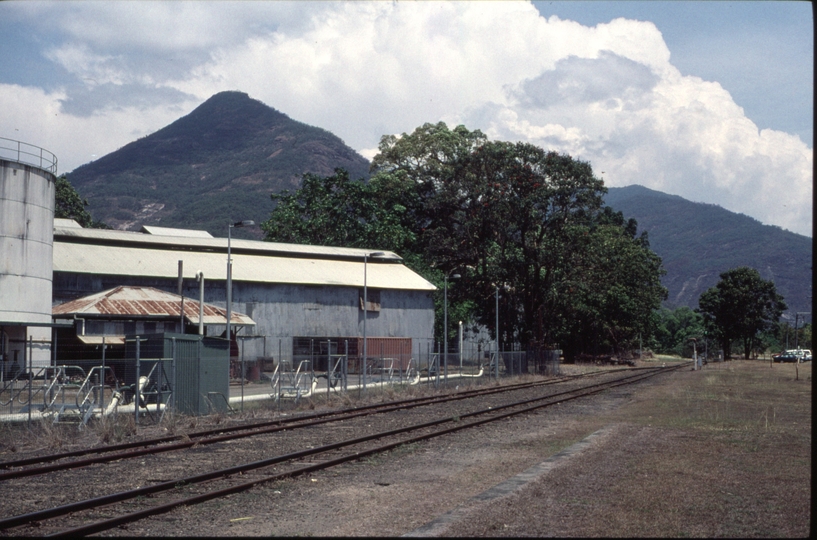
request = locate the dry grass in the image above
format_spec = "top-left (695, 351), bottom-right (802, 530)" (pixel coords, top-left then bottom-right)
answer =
top-left (591, 360), bottom-right (812, 537)
top-left (446, 359), bottom-right (812, 538)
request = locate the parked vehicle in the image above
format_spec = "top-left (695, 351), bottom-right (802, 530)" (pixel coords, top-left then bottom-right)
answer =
top-left (784, 349), bottom-right (812, 361)
top-left (774, 351), bottom-right (800, 363)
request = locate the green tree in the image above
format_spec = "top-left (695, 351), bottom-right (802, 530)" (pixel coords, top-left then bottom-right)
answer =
top-left (697, 267), bottom-right (787, 359)
top-left (261, 169), bottom-right (371, 247)
top-left (558, 214), bottom-right (667, 358)
top-left (54, 175), bottom-right (107, 228)
top-left (261, 168), bottom-right (423, 268)
top-left (263, 122), bottom-right (667, 361)
top-left (371, 126), bottom-right (621, 352)
top-left (653, 306), bottom-right (706, 357)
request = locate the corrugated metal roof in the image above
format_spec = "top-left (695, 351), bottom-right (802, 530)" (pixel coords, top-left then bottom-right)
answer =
top-left (141, 225), bottom-right (213, 238)
top-left (52, 226), bottom-right (437, 291)
top-left (52, 286), bottom-right (255, 326)
top-left (53, 223), bottom-right (404, 261)
top-left (54, 218), bottom-right (83, 228)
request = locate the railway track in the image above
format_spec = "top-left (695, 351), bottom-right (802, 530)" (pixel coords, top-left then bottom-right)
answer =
top-left (0, 364), bottom-right (686, 536)
top-left (0, 367), bottom-right (645, 479)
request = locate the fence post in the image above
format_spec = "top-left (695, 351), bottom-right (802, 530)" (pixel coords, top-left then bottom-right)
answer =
top-left (100, 336), bottom-right (106, 417)
top-left (327, 339), bottom-right (331, 399)
top-left (27, 335), bottom-right (32, 427)
top-left (135, 336), bottom-right (141, 425)
top-left (435, 341), bottom-right (440, 388)
top-left (240, 336), bottom-right (245, 413)
top-left (171, 337), bottom-right (176, 418)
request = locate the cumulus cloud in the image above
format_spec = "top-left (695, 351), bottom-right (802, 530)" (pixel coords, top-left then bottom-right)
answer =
top-left (1, 1), bottom-right (811, 236)
top-left (474, 38), bottom-right (811, 235)
top-left (0, 84), bottom-right (199, 168)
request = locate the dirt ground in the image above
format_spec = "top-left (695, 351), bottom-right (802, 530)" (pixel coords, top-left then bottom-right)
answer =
top-left (1, 359), bottom-right (811, 537)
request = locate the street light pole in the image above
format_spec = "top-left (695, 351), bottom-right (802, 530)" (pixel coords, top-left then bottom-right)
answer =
top-left (362, 251), bottom-right (386, 392)
top-left (227, 220), bottom-right (254, 394)
top-left (443, 273), bottom-right (460, 386)
top-left (495, 285), bottom-right (499, 382)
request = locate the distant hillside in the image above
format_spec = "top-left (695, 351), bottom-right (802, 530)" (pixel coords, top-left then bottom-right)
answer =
top-left (604, 185), bottom-right (812, 317)
top-left (67, 91), bottom-right (371, 237)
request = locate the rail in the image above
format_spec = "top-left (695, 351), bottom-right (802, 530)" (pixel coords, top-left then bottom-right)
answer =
top-left (0, 366), bottom-right (665, 480)
top-left (0, 364), bottom-right (688, 535)
top-left (0, 137), bottom-right (58, 173)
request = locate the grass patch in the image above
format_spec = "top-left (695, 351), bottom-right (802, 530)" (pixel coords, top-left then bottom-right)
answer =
top-left (585, 360), bottom-right (812, 538)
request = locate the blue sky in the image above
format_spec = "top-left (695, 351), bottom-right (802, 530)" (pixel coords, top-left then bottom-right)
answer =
top-left (0, 1), bottom-right (812, 236)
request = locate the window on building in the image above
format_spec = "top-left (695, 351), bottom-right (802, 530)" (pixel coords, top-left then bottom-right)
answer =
top-left (359, 289), bottom-right (381, 312)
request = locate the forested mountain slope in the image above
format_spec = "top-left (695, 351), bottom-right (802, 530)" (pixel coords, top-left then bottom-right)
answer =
top-left (66, 91), bottom-right (371, 237)
top-left (604, 185), bottom-right (812, 316)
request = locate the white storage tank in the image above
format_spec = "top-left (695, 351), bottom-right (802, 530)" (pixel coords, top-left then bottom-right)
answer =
top-left (0, 138), bottom-right (58, 375)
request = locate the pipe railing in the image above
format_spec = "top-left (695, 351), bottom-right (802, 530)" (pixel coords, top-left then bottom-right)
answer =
top-left (0, 137), bottom-right (58, 173)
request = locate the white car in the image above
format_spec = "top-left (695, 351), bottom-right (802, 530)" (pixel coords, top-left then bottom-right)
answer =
top-left (786, 349), bottom-right (812, 362)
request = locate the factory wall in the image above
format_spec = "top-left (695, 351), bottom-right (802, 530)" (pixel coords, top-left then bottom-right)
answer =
top-left (52, 271), bottom-right (435, 362)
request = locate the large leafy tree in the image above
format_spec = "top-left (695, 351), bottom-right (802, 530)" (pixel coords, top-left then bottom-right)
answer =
top-left (557, 209), bottom-right (667, 359)
top-left (697, 267), bottom-right (787, 359)
top-left (263, 122), bottom-right (667, 359)
top-left (54, 175), bottom-right (108, 229)
top-left (261, 169), bottom-right (371, 247)
top-left (260, 168), bottom-right (423, 267)
top-left (370, 125), bottom-right (612, 350)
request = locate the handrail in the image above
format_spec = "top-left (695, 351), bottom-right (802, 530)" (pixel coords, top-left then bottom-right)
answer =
top-left (41, 366), bottom-right (86, 409)
top-left (76, 366), bottom-right (117, 412)
top-left (269, 359), bottom-right (313, 400)
top-left (0, 137), bottom-right (58, 174)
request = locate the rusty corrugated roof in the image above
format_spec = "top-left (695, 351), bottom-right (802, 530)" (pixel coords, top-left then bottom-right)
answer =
top-left (52, 286), bottom-right (255, 326)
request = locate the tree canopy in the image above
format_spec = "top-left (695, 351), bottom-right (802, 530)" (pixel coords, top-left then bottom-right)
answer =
top-left (697, 267), bottom-right (787, 359)
top-left (54, 175), bottom-right (107, 229)
top-left (262, 122), bottom-right (667, 359)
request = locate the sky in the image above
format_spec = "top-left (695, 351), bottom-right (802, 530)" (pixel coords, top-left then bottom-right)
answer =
top-left (0, 1), bottom-right (812, 237)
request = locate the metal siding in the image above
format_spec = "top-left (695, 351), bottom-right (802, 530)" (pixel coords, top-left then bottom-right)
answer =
top-left (49, 224), bottom-right (436, 367)
top-left (54, 224), bottom-right (400, 260)
top-left (231, 283), bottom-right (435, 361)
top-left (140, 225), bottom-right (213, 238)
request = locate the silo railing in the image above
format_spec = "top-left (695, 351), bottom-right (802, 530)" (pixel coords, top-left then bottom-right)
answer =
top-left (0, 137), bottom-right (58, 174)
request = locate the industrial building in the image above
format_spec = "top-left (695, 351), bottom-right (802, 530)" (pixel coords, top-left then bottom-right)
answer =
top-left (2, 138), bottom-right (437, 385)
top-left (51, 219), bottom-right (437, 369)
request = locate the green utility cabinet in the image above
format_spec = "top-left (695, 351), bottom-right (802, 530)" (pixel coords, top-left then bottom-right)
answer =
top-left (125, 333), bottom-right (230, 415)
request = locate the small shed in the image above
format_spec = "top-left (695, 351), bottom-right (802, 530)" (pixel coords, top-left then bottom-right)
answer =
top-left (51, 286), bottom-right (254, 395)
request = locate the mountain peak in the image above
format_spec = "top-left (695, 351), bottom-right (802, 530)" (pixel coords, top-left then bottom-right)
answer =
top-left (66, 91), bottom-right (370, 236)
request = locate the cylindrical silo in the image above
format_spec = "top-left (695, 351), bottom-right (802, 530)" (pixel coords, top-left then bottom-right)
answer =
top-left (0, 138), bottom-right (58, 376)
